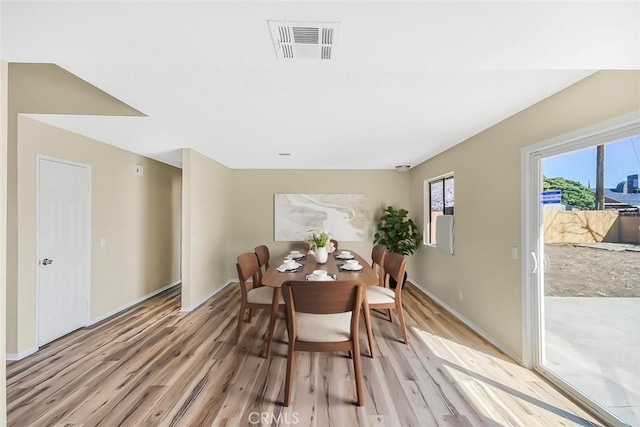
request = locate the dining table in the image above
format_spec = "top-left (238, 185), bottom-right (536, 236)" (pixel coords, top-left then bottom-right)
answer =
top-left (261, 249), bottom-right (379, 359)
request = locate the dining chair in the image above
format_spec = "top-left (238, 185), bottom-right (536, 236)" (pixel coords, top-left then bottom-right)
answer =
top-left (370, 244), bottom-right (391, 327)
top-left (371, 244), bottom-right (387, 287)
top-left (254, 245), bottom-right (270, 285)
top-left (366, 252), bottom-right (409, 344)
top-left (330, 239), bottom-right (339, 251)
top-left (281, 280), bottom-right (366, 407)
top-left (235, 252), bottom-right (283, 345)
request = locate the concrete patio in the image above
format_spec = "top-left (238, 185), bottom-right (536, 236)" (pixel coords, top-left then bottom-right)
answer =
top-left (545, 297), bottom-right (640, 426)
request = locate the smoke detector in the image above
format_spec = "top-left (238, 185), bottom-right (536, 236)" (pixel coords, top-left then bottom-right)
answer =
top-left (268, 20), bottom-right (341, 60)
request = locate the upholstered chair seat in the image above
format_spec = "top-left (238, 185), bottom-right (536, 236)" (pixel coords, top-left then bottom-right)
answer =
top-left (366, 286), bottom-right (395, 305)
top-left (295, 312), bottom-right (352, 343)
top-left (246, 286), bottom-right (284, 305)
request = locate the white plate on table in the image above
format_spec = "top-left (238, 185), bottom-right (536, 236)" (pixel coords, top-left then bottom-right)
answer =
top-left (340, 263), bottom-right (363, 271)
top-left (335, 254), bottom-right (355, 260)
top-left (277, 263), bottom-right (301, 272)
top-left (285, 253), bottom-right (305, 260)
top-left (307, 274), bottom-right (335, 281)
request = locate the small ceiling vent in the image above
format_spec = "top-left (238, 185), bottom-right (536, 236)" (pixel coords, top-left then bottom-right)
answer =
top-left (268, 21), bottom-right (341, 60)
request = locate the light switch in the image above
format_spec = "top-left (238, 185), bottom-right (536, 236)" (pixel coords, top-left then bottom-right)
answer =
top-left (135, 164), bottom-right (144, 176)
top-left (100, 238), bottom-right (107, 247)
top-left (511, 246), bottom-right (519, 260)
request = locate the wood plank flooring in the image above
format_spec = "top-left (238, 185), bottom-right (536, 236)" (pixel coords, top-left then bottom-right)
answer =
top-left (7, 283), bottom-right (603, 426)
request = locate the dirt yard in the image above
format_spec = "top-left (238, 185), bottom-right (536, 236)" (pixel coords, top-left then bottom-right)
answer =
top-left (545, 243), bottom-right (640, 297)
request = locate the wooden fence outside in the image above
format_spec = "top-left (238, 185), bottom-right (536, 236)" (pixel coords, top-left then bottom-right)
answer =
top-left (543, 210), bottom-right (639, 244)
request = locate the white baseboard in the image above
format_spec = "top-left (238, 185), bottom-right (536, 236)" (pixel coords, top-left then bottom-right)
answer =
top-left (408, 278), bottom-right (523, 365)
top-left (88, 280), bottom-right (182, 326)
top-left (7, 281), bottom-right (182, 361)
top-left (7, 346), bottom-right (38, 361)
top-left (180, 279), bottom-right (234, 313)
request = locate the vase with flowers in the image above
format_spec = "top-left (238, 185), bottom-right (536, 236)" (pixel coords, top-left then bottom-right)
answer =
top-left (305, 230), bottom-right (335, 264)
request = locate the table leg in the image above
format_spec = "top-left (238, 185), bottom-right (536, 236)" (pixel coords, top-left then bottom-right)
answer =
top-left (265, 287), bottom-right (281, 359)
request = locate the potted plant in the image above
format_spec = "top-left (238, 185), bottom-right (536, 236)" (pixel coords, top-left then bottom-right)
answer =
top-left (373, 206), bottom-right (422, 288)
top-left (304, 230), bottom-right (336, 263)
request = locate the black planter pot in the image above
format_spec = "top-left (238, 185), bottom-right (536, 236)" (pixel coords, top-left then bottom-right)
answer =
top-left (389, 271), bottom-right (408, 290)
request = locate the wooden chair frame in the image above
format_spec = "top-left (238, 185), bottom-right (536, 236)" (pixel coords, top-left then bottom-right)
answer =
top-left (368, 252), bottom-right (409, 345)
top-left (371, 244), bottom-right (387, 287)
top-left (282, 280), bottom-right (366, 407)
top-left (254, 245), bottom-right (270, 286)
top-left (235, 252), bottom-right (282, 345)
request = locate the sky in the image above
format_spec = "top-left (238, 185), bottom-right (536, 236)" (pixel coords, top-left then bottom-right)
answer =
top-left (543, 136), bottom-right (640, 189)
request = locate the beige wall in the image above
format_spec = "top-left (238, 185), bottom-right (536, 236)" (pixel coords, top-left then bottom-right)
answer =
top-left (6, 63), bottom-right (146, 355)
top-left (181, 148), bottom-right (232, 310)
top-left (1, 60), bottom-right (9, 427)
top-left (7, 64), bottom-right (143, 118)
top-left (409, 71), bottom-right (640, 359)
top-left (10, 117), bottom-right (181, 354)
top-left (183, 164), bottom-right (410, 308)
top-left (229, 169), bottom-right (411, 269)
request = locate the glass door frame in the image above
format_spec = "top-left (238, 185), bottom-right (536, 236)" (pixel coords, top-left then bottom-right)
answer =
top-left (521, 112), bottom-right (640, 427)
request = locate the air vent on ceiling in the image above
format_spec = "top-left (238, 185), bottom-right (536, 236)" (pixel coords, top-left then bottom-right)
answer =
top-left (268, 21), bottom-right (340, 60)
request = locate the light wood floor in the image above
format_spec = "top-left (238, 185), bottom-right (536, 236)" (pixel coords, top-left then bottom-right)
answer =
top-left (7, 283), bottom-right (603, 426)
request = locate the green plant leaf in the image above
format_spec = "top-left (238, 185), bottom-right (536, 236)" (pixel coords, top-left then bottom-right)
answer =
top-left (373, 205), bottom-right (421, 255)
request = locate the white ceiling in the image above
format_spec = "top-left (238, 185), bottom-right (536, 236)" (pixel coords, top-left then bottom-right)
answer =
top-left (2, 1), bottom-right (639, 169)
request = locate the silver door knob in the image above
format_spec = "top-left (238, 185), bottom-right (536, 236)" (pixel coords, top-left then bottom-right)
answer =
top-left (42, 258), bottom-right (53, 266)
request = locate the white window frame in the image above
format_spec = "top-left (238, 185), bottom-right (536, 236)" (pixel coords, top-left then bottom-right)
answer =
top-left (424, 171), bottom-right (454, 247)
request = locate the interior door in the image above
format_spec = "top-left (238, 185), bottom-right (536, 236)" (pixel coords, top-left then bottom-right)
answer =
top-left (37, 157), bottom-right (91, 346)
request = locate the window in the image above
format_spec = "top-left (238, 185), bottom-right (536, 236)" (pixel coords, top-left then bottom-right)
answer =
top-left (426, 174), bottom-right (454, 245)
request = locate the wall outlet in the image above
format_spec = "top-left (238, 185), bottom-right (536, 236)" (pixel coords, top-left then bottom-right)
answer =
top-left (459, 291), bottom-right (463, 301)
top-left (99, 238), bottom-right (107, 247)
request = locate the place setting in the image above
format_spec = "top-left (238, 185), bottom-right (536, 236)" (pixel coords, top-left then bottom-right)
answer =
top-left (305, 269), bottom-right (336, 281)
top-left (284, 250), bottom-right (306, 261)
top-left (335, 250), bottom-right (355, 260)
top-left (276, 258), bottom-right (304, 273)
top-left (339, 259), bottom-right (364, 272)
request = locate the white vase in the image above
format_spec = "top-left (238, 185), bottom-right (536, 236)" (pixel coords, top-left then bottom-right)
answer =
top-left (314, 246), bottom-right (328, 264)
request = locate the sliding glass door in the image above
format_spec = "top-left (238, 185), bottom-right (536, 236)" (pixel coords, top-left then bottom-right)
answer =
top-left (524, 118), bottom-right (640, 427)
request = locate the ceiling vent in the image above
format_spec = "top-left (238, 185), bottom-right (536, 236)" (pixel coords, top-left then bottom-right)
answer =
top-left (268, 21), bottom-right (340, 60)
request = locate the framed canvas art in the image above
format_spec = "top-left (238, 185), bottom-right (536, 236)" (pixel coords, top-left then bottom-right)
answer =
top-left (274, 193), bottom-right (365, 241)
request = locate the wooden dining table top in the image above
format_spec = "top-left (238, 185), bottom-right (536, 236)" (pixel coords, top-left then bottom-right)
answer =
top-left (262, 249), bottom-right (378, 288)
